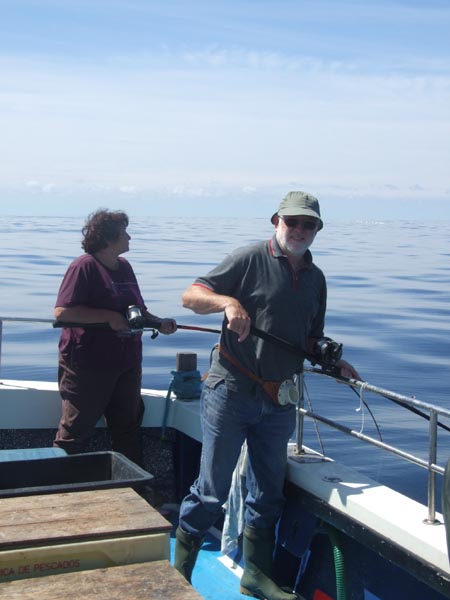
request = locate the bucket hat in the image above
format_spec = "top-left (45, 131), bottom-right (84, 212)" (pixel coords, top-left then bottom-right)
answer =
top-left (271, 191), bottom-right (323, 230)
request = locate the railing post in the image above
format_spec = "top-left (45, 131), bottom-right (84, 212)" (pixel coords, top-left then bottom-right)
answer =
top-left (295, 373), bottom-right (305, 454)
top-left (425, 409), bottom-right (440, 524)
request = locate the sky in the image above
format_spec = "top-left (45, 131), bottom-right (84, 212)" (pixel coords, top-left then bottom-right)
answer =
top-left (1, 0), bottom-right (449, 219)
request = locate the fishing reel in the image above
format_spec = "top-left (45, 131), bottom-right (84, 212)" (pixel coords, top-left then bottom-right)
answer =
top-left (312, 336), bottom-right (343, 367)
top-left (277, 378), bottom-right (300, 406)
top-left (126, 305), bottom-right (159, 339)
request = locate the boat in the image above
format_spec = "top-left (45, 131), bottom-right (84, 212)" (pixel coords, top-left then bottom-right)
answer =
top-left (0, 316), bottom-right (449, 600)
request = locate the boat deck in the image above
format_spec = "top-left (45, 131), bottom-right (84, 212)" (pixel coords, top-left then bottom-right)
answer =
top-left (1, 378), bottom-right (450, 598)
top-left (167, 521), bottom-right (243, 600)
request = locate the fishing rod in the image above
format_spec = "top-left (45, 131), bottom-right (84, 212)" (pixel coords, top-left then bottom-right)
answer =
top-left (51, 320), bottom-right (322, 363)
top-left (179, 324), bottom-right (450, 434)
top-left (50, 317), bottom-right (380, 428)
top-left (179, 323), bottom-right (312, 362)
top-left (177, 324), bottom-right (222, 335)
top-left (4, 314), bottom-right (448, 432)
top-left (50, 320), bottom-right (221, 337)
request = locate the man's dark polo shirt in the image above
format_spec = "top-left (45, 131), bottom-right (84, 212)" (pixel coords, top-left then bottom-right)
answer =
top-left (195, 235), bottom-right (327, 393)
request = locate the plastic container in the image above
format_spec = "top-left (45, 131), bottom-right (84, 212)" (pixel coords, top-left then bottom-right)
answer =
top-left (0, 451), bottom-right (153, 498)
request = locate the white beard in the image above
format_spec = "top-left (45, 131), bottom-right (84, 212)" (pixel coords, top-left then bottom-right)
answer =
top-left (276, 229), bottom-right (313, 257)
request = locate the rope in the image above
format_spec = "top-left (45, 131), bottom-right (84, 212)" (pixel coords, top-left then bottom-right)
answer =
top-left (355, 381), bottom-right (369, 434)
top-left (161, 369), bottom-right (203, 439)
top-left (170, 369), bottom-right (203, 400)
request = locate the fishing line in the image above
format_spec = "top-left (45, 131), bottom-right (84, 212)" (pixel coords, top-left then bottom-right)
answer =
top-left (353, 383), bottom-right (385, 481)
top-left (307, 366), bottom-right (450, 435)
top-left (302, 378), bottom-right (326, 456)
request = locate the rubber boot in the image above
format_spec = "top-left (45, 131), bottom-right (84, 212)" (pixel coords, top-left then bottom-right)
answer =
top-left (240, 525), bottom-right (300, 600)
top-left (174, 526), bottom-right (204, 584)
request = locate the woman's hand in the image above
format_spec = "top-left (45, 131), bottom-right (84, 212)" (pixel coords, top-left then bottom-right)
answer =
top-left (107, 311), bottom-right (130, 332)
top-left (158, 318), bottom-right (177, 335)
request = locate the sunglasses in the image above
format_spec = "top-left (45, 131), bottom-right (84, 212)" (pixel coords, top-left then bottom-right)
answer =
top-left (280, 216), bottom-right (318, 231)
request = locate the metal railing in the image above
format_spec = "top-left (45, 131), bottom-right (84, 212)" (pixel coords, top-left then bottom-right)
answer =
top-left (296, 368), bottom-right (450, 524)
top-left (1, 316), bottom-right (449, 524)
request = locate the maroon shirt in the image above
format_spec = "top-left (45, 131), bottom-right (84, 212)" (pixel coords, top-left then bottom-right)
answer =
top-left (56, 254), bottom-right (145, 369)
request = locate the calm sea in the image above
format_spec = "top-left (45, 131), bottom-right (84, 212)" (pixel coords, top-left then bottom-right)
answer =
top-left (1, 215), bottom-right (450, 505)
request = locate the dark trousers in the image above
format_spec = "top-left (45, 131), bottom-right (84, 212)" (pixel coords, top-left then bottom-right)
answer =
top-left (54, 359), bottom-right (145, 465)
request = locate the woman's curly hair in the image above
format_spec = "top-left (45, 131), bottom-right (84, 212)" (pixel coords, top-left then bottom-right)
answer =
top-left (81, 209), bottom-right (129, 254)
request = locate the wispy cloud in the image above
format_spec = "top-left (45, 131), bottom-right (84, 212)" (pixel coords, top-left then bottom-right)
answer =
top-left (1, 1), bottom-right (449, 217)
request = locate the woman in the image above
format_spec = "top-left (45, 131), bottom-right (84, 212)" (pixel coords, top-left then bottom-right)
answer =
top-left (53, 209), bottom-right (176, 464)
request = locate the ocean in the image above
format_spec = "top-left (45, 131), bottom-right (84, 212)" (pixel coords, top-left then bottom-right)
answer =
top-left (1, 215), bottom-right (450, 506)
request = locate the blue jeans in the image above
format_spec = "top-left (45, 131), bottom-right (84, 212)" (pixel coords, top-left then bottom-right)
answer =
top-left (178, 382), bottom-right (296, 537)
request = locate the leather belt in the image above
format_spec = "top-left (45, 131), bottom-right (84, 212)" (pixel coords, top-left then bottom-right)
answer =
top-left (218, 344), bottom-right (297, 406)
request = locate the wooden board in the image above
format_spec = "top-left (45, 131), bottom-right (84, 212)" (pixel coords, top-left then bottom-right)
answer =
top-left (0, 488), bottom-right (171, 550)
top-left (0, 532), bottom-right (169, 583)
top-left (0, 560), bottom-right (205, 599)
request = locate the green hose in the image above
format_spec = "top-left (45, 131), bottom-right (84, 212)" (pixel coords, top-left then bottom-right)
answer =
top-left (325, 525), bottom-right (348, 600)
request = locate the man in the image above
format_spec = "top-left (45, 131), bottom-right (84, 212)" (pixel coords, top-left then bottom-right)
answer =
top-left (175, 192), bottom-right (360, 600)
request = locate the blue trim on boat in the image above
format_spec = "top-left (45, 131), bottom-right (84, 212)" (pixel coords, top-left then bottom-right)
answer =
top-left (0, 447), bottom-right (67, 461)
